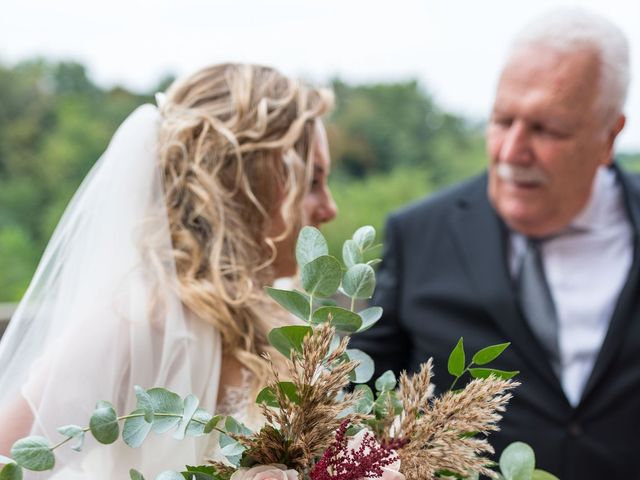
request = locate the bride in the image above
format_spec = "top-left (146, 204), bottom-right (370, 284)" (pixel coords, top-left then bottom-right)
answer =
top-left (0, 63), bottom-right (336, 478)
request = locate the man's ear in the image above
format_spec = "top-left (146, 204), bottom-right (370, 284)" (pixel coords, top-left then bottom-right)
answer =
top-left (602, 114), bottom-right (626, 166)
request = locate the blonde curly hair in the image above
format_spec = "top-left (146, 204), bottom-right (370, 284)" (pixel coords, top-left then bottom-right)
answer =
top-left (157, 63), bottom-right (333, 387)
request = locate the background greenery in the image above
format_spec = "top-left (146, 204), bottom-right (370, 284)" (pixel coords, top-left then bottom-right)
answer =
top-left (1, 59), bottom-right (638, 301)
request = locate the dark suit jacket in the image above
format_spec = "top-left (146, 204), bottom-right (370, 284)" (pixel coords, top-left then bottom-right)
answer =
top-left (350, 167), bottom-right (640, 479)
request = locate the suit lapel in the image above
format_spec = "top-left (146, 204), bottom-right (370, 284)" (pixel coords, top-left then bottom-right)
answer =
top-left (447, 174), bottom-right (563, 392)
top-left (581, 167), bottom-right (640, 403)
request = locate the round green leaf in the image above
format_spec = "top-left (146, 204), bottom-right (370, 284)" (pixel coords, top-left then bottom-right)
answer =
top-left (447, 337), bottom-right (465, 377)
top-left (146, 388), bottom-right (183, 433)
top-left (185, 408), bottom-right (215, 437)
top-left (342, 264), bottom-right (376, 299)
top-left (532, 470), bottom-right (560, 480)
top-left (295, 226), bottom-right (328, 268)
top-left (0, 463), bottom-right (22, 480)
top-left (134, 386), bottom-right (154, 423)
top-left (342, 239), bottom-right (363, 268)
top-left (301, 255), bottom-right (342, 298)
top-left (472, 342), bottom-right (511, 366)
top-left (199, 413), bottom-right (221, 435)
top-left (129, 469), bottom-right (145, 480)
top-left (374, 370), bottom-right (397, 392)
top-left (256, 382), bottom-right (300, 407)
top-left (224, 416), bottom-right (252, 436)
top-left (10, 436), bottom-right (54, 471)
top-left (265, 287), bottom-right (310, 322)
top-left (353, 226), bottom-right (376, 250)
top-left (268, 325), bottom-right (312, 358)
top-left (174, 394), bottom-right (200, 440)
top-left (89, 401), bottom-right (119, 444)
top-left (347, 348), bottom-right (374, 383)
top-left (354, 384), bottom-right (375, 414)
top-left (357, 307), bottom-right (383, 332)
top-left (469, 368), bottom-right (519, 380)
top-left (312, 306), bottom-right (362, 333)
top-left (219, 433), bottom-right (245, 466)
top-left (500, 442), bottom-right (535, 480)
top-left (123, 410), bottom-right (153, 448)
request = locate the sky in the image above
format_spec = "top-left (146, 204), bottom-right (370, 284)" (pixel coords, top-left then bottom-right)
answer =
top-left (2, 0), bottom-right (639, 151)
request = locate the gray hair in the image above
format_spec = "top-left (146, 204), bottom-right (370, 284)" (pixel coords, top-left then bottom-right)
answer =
top-left (510, 8), bottom-right (630, 122)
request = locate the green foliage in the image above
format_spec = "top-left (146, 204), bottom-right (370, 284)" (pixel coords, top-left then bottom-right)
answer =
top-left (89, 401), bottom-right (119, 444)
top-left (346, 349), bottom-right (375, 384)
top-left (497, 442), bottom-right (559, 480)
top-left (10, 436), bottom-right (54, 471)
top-left (0, 462), bottom-right (22, 480)
top-left (448, 338), bottom-right (519, 390)
top-left (256, 382), bottom-right (300, 407)
top-left (264, 288), bottom-right (310, 322)
top-left (267, 325), bottom-right (313, 358)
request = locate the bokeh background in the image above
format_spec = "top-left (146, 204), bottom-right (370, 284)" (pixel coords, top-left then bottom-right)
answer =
top-left (1, 0), bottom-right (639, 304)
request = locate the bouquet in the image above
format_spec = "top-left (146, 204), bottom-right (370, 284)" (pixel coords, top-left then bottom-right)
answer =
top-left (0, 226), bottom-right (558, 480)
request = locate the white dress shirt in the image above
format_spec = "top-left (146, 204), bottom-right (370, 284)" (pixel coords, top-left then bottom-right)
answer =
top-left (509, 167), bottom-right (633, 406)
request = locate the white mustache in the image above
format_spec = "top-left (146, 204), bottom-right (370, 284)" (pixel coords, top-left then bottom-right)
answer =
top-left (496, 164), bottom-right (549, 186)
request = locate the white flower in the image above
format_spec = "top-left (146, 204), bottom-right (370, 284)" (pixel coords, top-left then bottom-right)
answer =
top-left (230, 464), bottom-right (299, 480)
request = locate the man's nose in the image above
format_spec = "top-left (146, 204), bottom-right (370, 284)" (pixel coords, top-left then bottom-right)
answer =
top-left (500, 121), bottom-right (532, 164)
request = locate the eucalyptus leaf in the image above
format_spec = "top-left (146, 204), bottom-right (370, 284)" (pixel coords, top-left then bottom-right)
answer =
top-left (342, 264), bottom-right (376, 299)
top-left (301, 255), bottom-right (342, 298)
top-left (174, 394), bottom-right (200, 440)
top-left (10, 437), bottom-right (54, 471)
top-left (134, 386), bottom-right (155, 423)
top-left (353, 226), bottom-right (376, 250)
top-left (224, 416), bottom-right (252, 436)
top-left (357, 307), bottom-right (383, 332)
top-left (469, 368), bottom-right (519, 380)
top-left (89, 401), bottom-right (119, 444)
top-left (57, 425), bottom-right (85, 452)
top-left (472, 343), bottom-right (511, 366)
top-left (367, 259), bottom-right (382, 267)
top-left (353, 384), bottom-right (375, 414)
top-left (374, 370), bottom-right (397, 392)
top-left (201, 414), bottom-right (222, 435)
top-left (218, 433), bottom-right (244, 466)
top-left (0, 463), bottom-right (22, 480)
top-left (448, 338), bottom-right (465, 377)
top-left (295, 226), bottom-right (328, 268)
top-left (312, 306), bottom-right (362, 333)
top-left (500, 442), bottom-right (535, 480)
top-left (129, 469), bottom-right (146, 480)
top-left (346, 348), bottom-right (375, 383)
top-left (342, 239), bottom-right (362, 268)
top-left (373, 390), bottom-right (403, 418)
top-left (187, 409), bottom-right (215, 437)
top-left (123, 409), bottom-right (153, 448)
top-left (155, 471), bottom-right (184, 480)
top-left (256, 382), bottom-right (300, 407)
top-left (268, 325), bottom-right (312, 358)
top-left (532, 470), bottom-right (560, 480)
top-left (147, 388), bottom-right (183, 433)
top-left (265, 288), bottom-right (310, 322)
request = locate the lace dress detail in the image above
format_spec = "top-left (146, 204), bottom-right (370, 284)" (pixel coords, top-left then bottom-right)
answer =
top-left (216, 368), bottom-right (253, 417)
top-left (204, 368), bottom-right (263, 463)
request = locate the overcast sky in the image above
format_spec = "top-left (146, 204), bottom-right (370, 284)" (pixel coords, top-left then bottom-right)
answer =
top-left (2, 0), bottom-right (639, 151)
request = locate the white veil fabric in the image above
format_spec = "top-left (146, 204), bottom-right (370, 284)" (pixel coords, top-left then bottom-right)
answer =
top-left (0, 104), bottom-right (222, 478)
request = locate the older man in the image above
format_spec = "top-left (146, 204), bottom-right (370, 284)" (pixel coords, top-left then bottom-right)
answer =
top-left (351, 9), bottom-right (638, 479)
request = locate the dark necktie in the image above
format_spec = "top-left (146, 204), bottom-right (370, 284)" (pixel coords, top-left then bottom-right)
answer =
top-left (518, 237), bottom-right (561, 374)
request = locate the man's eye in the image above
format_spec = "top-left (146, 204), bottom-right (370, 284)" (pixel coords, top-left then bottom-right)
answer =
top-left (492, 117), bottom-right (512, 127)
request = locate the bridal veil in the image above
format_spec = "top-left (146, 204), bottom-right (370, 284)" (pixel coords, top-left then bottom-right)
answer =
top-left (0, 104), bottom-right (222, 478)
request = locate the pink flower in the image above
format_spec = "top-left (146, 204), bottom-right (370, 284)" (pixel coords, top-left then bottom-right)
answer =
top-left (230, 464), bottom-right (299, 480)
top-left (347, 429), bottom-right (405, 480)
